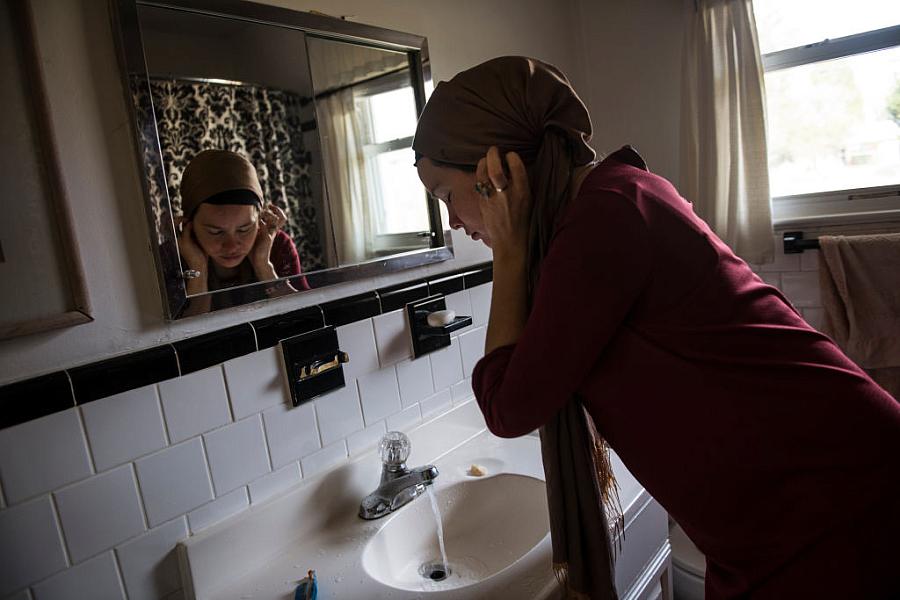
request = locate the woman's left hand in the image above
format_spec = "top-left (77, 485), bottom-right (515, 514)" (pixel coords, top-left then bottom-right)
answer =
top-left (476, 146), bottom-right (532, 261)
top-left (250, 204), bottom-right (288, 279)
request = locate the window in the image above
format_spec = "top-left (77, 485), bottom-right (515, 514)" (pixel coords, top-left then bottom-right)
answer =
top-left (354, 74), bottom-right (432, 253)
top-left (753, 1), bottom-right (900, 224)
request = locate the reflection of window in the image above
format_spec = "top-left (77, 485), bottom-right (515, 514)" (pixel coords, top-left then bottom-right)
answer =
top-left (753, 1), bottom-right (900, 222)
top-left (355, 75), bottom-right (431, 252)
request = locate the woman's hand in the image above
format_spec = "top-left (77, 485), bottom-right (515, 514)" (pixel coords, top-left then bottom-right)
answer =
top-left (250, 204), bottom-right (288, 280)
top-left (176, 218), bottom-right (208, 272)
top-left (476, 146), bottom-right (532, 261)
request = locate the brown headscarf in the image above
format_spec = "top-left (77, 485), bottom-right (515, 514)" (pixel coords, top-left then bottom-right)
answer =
top-left (180, 149), bottom-right (264, 218)
top-left (414, 56), bottom-right (621, 599)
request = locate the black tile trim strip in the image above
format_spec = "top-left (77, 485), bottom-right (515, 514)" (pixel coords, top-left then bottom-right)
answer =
top-left (252, 306), bottom-right (325, 350)
top-left (427, 273), bottom-right (465, 296)
top-left (69, 345), bottom-right (180, 404)
top-left (0, 262), bottom-right (493, 430)
top-left (463, 264), bottom-right (493, 288)
top-left (322, 292), bottom-right (381, 328)
top-left (0, 371), bottom-right (75, 430)
top-left (173, 323), bottom-right (257, 375)
top-left (376, 280), bottom-right (430, 313)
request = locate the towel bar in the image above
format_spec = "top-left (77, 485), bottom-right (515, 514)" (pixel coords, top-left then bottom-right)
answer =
top-left (783, 231), bottom-right (820, 254)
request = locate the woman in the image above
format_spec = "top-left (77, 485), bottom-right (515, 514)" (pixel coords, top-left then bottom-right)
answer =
top-left (413, 57), bottom-right (900, 599)
top-left (176, 149), bottom-right (309, 315)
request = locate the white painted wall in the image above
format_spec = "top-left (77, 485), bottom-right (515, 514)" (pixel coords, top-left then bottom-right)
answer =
top-left (573, 0), bottom-right (689, 186)
top-left (0, 0), bottom-right (587, 383)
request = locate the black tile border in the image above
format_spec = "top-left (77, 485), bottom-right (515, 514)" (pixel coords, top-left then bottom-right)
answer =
top-left (0, 262), bottom-right (492, 431)
top-left (376, 280), bottom-right (430, 313)
top-left (427, 273), bottom-right (465, 296)
top-left (173, 323), bottom-right (257, 375)
top-left (253, 306), bottom-right (325, 350)
top-left (0, 371), bottom-right (75, 430)
top-left (69, 345), bottom-right (180, 405)
top-left (322, 292), bottom-right (381, 328)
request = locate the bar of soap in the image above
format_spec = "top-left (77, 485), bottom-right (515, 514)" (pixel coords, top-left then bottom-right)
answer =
top-left (467, 464), bottom-right (487, 477)
top-left (427, 310), bottom-right (456, 327)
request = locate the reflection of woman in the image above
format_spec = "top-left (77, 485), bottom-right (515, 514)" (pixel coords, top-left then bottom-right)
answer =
top-left (177, 149), bottom-right (308, 316)
top-left (413, 57), bottom-right (900, 599)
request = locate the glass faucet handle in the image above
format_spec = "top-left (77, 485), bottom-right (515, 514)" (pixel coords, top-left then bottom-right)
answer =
top-left (380, 431), bottom-right (411, 466)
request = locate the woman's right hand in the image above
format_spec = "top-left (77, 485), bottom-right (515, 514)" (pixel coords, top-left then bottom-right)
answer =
top-left (176, 218), bottom-right (207, 272)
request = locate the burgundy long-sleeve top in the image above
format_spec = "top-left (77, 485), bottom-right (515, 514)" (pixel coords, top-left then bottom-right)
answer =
top-left (472, 148), bottom-right (900, 598)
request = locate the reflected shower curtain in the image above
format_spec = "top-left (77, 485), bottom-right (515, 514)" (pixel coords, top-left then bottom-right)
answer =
top-left (317, 88), bottom-right (378, 265)
top-left (680, 0), bottom-right (774, 264)
top-left (137, 79), bottom-right (326, 270)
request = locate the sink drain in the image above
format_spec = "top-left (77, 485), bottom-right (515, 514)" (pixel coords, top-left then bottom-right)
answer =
top-left (419, 561), bottom-right (451, 582)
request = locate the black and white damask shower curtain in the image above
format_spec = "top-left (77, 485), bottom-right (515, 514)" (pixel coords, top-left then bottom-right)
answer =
top-left (136, 79), bottom-right (325, 271)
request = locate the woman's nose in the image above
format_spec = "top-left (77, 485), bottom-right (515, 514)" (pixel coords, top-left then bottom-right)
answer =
top-left (447, 206), bottom-right (463, 230)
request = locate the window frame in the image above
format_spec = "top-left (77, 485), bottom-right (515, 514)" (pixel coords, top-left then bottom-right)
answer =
top-left (353, 71), bottom-right (431, 244)
top-left (761, 23), bottom-right (900, 227)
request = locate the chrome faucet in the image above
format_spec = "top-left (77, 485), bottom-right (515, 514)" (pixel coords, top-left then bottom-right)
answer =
top-left (359, 431), bottom-right (439, 520)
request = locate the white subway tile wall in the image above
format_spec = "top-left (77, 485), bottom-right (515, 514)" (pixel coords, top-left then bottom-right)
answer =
top-left (396, 357), bottom-right (434, 408)
top-left (247, 463), bottom-right (302, 505)
top-left (134, 439), bottom-right (214, 527)
top-left (187, 487), bottom-right (249, 533)
top-left (261, 403), bottom-right (319, 469)
top-left (80, 385), bottom-right (168, 472)
top-left (0, 287), bottom-right (488, 599)
top-left (299, 440), bottom-right (349, 478)
top-left (31, 551), bottom-right (125, 600)
top-left (0, 496), bottom-right (69, 595)
top-left (158, 366), bottom-right (231, 444)
top-left (372, 309), bottom-right (412, 366)
top-left (313, 386), bottom-right (364, 446)
top-left (0, 409), bottom-right (92, 504)
top-left (53, 465), bottom-right (146, 563)
top-left (430, 336), bottom-right (464, 390)
top-left (203, 416), bottom-right (270, 495)
top-left (116, 516), bottom-right (188, 600)
top-left (357, 368), bottom-right (403, 426)
top-left (335, 320), bottom-right (380, 380)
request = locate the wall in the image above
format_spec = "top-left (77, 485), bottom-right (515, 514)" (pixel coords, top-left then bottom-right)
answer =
top-left (0, 0), bottom-right (582, 384)
top-left (0, 279), bottom-right (493, 598)
top-left (0, 0), bottom-right (583, 598)
top-left (573, 0), bottom-right (689, 186)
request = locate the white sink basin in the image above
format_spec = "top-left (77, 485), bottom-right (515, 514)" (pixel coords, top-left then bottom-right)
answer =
top-left (361, 474), bottom-right (549, 592)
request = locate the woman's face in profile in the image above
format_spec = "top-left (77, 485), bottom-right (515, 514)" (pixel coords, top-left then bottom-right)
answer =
top-left (417, 158), bottom-right (491, 246)
top-left (191, 203), bottom-right (259, 268)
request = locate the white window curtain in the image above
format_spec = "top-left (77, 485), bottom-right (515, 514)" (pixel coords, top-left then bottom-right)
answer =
top-left (317, 88), bottom-right (378, 265)
top-left (680, 0), bottom-right (774, 264)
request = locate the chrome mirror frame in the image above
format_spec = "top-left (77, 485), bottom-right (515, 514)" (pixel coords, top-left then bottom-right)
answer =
top-left (110, 0), bottom-right (451, 319)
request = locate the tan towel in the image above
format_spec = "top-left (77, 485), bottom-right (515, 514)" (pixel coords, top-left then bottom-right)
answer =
top-left (818, 233), bottom-right (900, 399)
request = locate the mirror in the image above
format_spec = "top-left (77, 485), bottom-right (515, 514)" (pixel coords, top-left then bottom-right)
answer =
top-left (113, 0), bottom-right (450, 319)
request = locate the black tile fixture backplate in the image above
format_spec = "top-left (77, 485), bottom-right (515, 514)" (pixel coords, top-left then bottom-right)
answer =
top-left (0, 371), bottom-right (75, 430)
top-left (322, 292), bottom-right (381, 327)
top-left (68, 345), bottom-right (180, 404)
top-left (280, 326), bottom-right (346, 406)
top-left (252, 306), bottom-right (324, 350)
top-left (377, 280), bottom-right (430, 313)
top-left (173, 323), bottom-right (257, 375)
top-left (407, 295), bottom-right (472, 359)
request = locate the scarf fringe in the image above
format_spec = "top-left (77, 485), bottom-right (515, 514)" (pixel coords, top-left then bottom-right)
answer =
top-left (553, 562), bottom-right (592, 600)
top-left (595, 437), bottom-right (625, 554)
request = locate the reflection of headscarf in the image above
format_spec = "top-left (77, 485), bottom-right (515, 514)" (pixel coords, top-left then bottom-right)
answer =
top-left (181, 150), bottom-right (264, 218)
top-left (414, 57), bottom-right (620, 600)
